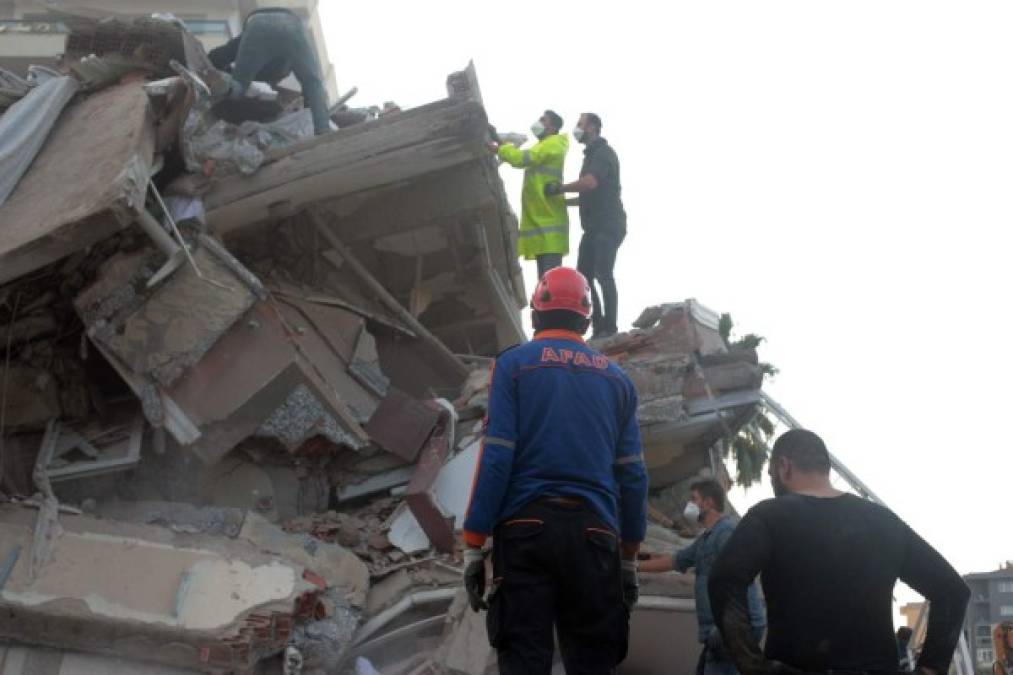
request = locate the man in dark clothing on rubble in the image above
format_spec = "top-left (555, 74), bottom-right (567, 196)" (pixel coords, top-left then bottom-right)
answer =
top-left (546, 112), bottom-right (627, 340)
top-left (208, 8), bottom-right (330, 134)
top-left (708, 429), bottom-right (970, 675)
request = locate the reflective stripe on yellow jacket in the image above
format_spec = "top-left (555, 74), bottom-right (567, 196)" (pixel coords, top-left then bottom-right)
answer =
top-left (498, 133), bottom-right (569, 260)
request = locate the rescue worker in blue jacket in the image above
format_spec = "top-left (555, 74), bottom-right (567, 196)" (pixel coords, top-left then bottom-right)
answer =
top-left (461, 266), bottom-right (649, 675)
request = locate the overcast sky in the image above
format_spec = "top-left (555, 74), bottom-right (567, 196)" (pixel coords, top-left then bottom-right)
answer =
top-left (319, 1), bottom-right (1011, 599)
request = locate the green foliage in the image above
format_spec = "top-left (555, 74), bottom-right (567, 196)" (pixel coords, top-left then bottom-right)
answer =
top-left (718, 313), bottom-right (734, 344)
top-left (716, 313), bottom-right (779, 486)
top-left (723, 420), bottom-right (774, 488)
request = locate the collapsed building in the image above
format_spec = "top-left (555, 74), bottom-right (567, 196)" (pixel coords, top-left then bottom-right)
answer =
top-left (0, 12), bottom-right (770, 675)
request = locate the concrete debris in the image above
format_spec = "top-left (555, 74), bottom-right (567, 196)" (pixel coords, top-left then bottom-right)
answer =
top-left (0, 15), bottom-right (770, 670)
top-left (183, 105), bottom-right (315, 177)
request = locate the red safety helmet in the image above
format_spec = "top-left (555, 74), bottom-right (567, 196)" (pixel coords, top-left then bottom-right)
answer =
top-left (531, 267), bottom-right (592, 319)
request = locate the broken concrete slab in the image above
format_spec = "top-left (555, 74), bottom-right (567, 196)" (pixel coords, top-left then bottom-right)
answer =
top-left (239, 511), bottom-right (369, 609)
top-left (101, 298), bottom-right (377, 465)
top-left (404, 403), bottom-right (456, 555)
top-left (92, 500), bottom-right (246, 539)
top-left (0, 81), bottom-right (155, 285)
top-left (74, 243), bottom-right (259, 389)
top-left (0, 505), bottom-right (329, 672)
top-left (204, 95), bottom-right (490, 234)
top-left (0, 644), bottom-right (200, 675)
top-left (364, 389), bottom-right (441, 463)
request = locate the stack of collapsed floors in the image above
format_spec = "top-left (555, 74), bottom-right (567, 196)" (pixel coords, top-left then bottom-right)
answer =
top-left (0, 13), bottom-right (768, 675)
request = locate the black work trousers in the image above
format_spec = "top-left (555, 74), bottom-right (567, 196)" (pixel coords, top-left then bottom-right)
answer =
top-left (536, 253), bottom-right (564, 279)
top-left (577, 230), bottom-right (625, 335)
top-left (487, 499), bottom-right (629, 675)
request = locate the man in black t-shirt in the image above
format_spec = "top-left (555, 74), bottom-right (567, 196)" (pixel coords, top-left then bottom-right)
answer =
top-left (548, 112), bottom-right (626, 339)
top-left (708, 429), bottom-right (969, 675)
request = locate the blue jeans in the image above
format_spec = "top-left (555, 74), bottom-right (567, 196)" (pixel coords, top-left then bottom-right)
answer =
top-left (229, 11), bottom-right (330, 134)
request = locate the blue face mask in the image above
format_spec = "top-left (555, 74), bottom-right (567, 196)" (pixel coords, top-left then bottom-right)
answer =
top-left (531, 120), bottom-right (546, 138)
top-left (572, 126), bottom-right (586, 143)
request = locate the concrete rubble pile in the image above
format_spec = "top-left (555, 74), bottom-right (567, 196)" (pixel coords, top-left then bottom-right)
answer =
top-left (0, 11), bottom-right (769, 675)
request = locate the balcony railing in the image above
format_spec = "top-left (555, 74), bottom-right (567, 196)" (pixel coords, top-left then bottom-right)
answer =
top-left (0, 20), bottom-right (68, 34)
top-left (0, 18), bottom-right (230, 38)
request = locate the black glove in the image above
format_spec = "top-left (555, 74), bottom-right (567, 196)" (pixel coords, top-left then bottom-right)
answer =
top-left (543, 182), bottom-right (563, 197)
top-left (463, 548), bottom-right (488, 611)
top-left (621, 559), bottom-right (639, 610)
top-left (705, 627), bottom-right (723, 651)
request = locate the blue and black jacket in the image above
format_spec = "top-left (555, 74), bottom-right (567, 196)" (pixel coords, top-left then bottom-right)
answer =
top-left (462, 330), bottom-right (648, 548)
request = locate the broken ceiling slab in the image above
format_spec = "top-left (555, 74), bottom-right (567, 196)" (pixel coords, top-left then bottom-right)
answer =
top-left (0, 81), bottom-right (155, 285)
top-left (205, 64), bottom-right (527, 356)
top-left (203, 81), bottom-right (490, 233)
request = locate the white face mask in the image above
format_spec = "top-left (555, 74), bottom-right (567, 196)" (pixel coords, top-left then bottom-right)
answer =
top-left (531, 120), bottom-right (546, 138)
top-left (572, 126), bottom-right (586, 143)
top-left (683, 501), bottom-right (701, 522)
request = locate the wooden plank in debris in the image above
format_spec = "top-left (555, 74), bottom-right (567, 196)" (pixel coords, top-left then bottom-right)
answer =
top-left (310, 211), bottom-right (469, 380)
top-left (204, 97), bottom-right (491, 233)
top-left (0, 82), bottom-right (155, 285)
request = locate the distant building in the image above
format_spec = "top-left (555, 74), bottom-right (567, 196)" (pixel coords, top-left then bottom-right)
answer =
top-left (0, 0), bottom-right (337, 99)
top-left (964, 562), bottom-right (1013, 671)
top-left (900, 600), bottom-right (928, 646)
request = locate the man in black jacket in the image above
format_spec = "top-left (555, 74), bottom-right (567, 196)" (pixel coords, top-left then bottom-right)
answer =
top-left (208, 8), bottom-right (330, 134)
top-left (548, 112), bottom-right (627, 339)
top-left (709, 429), bottom-right (969, 675)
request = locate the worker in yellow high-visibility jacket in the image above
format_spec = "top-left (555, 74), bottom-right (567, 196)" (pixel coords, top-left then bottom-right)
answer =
top-left (491, 110), bottom-right (570, 279)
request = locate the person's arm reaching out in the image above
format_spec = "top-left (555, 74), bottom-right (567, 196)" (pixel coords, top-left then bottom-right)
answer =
top-left (897, 523), bottom-right (971, 675)
top-left (560, 145), bottom-right (609, 193)
top-left (709, 511), bottom-right (776, 675)
top-left (497, 136), bottom-right (564, 171)
top-left (560, 173), bottom-right (598, 193)
top-left (462, 356), bottom-right (518, 548)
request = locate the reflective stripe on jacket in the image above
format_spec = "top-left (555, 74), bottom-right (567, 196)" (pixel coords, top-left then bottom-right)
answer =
top-left (498, 134), bottom-right (569, 259)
